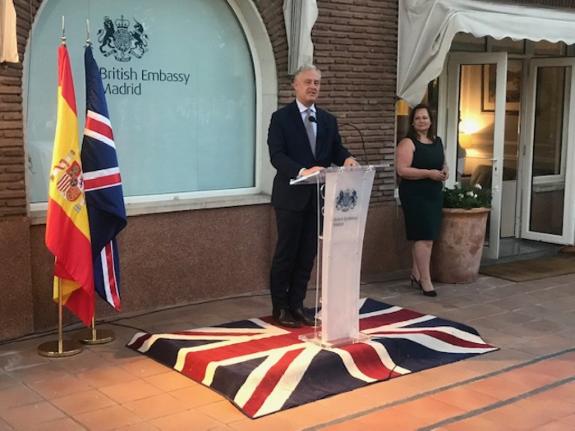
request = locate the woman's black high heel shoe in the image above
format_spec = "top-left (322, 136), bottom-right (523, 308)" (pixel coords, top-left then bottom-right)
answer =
top-left (410, 275), bottom-right (437, 297)
top-left (419, 280), bottom-right (437, 297)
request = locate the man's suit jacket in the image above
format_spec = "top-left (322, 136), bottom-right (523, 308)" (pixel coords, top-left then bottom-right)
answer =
top-left (268, 101), bottom-right (351, 211)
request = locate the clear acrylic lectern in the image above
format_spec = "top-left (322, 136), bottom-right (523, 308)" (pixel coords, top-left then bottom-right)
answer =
top-left (290, 165), bottom-right (380, 347)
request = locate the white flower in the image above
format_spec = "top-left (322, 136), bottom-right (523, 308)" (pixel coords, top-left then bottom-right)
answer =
top-left (466, 191), bottom-right (475, 197)
top-left (474, 183), bottom-right (482, 190)
top-left (459, 193), bottom-right (464, 199)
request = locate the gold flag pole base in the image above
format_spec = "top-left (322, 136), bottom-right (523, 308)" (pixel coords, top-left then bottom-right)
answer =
top-left (38, 339), bottom-right (83, 358)
top-left (77, 328), bottom-right (115, 345)
top-left (39, 277), bottom-right (84, 358)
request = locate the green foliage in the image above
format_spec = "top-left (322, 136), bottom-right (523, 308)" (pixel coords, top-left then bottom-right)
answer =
top-left (443, 183), bottom-right (491, 209)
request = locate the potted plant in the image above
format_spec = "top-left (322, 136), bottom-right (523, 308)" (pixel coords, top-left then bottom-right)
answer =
top-left (431, 183), bottom-right (492, 283)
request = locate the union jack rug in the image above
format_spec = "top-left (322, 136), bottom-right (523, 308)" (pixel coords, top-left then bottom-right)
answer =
top-left (127, 298), bottom-right (497, 418)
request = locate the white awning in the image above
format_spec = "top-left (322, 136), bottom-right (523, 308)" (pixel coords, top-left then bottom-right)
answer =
top-left (398, 0), bottom-right (575, 106)
top-left (0, 0), bottom-right (19, 63)
top-left (283, 0), bottom-right (318, 74)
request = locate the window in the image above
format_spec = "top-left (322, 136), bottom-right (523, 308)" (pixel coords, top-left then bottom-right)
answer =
top-left (25, 0), bottom-right (256, 204)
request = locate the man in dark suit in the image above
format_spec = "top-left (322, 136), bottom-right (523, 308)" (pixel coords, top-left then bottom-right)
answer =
top-left (268, 64), bottom-right (358, 328)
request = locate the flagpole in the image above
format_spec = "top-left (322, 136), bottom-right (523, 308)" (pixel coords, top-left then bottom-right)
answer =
top-left (38, 19), bottom-right (88, 357)
top-left (61, 16), bottom-right (66, 44)
top-left (38, 277), bottom-right (83, 357)
top-left (86, 18), bottom-right (91, 46)
top-left (58, 278), bottom-right (63, 352)
top-left (75, 18), bottom-right (116, 346)
top-left (77, 315), bottom-right (115, 345)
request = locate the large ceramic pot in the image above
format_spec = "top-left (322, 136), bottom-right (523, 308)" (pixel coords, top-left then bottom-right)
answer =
top-left (431, 207), bottom-right (490, 284)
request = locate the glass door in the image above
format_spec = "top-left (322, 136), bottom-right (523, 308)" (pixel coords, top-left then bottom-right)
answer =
top-left (446, 52), bottom-right (508, 259)
top-left (521, 58), bottom-right (575, 244)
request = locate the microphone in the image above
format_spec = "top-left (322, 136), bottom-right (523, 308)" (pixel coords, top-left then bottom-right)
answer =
top-left (308, 115), bottom-right (316, 123)
top-left (340, 122), bottom-right (368, 166)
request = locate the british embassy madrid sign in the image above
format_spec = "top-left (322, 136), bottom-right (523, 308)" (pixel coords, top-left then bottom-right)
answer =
top-left (96, 15), bottom-right (191, 96)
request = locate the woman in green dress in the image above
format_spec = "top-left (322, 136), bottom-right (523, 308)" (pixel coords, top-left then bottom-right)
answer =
top-left (396, 104), bottom-right (448, 296)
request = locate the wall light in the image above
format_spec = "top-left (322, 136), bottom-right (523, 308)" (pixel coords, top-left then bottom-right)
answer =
top-left (396, 99), bottom-right (410, 116)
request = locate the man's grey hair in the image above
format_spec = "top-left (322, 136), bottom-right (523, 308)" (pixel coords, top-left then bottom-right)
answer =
top-left (293, 64), bottom-right (321, 81)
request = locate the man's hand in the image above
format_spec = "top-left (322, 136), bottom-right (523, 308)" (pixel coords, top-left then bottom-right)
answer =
top-left (343, 157), bottom-right (359, 167)
top-left (300, 166), bottom-right (324, 177)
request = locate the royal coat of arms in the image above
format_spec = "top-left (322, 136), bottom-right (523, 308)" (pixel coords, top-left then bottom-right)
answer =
top-left (97, 15), bottom-right (148, 62)
top-left (336, 189), bottom-right (358, 212)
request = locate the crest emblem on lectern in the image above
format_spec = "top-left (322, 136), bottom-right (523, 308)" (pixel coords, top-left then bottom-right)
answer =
top-left (336, 189), bottom-right (358, 212)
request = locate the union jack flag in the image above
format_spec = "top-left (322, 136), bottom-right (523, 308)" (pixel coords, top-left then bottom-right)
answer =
top-left (81, 45), bottom-right (127, 311)
top-left (128, 298), bottom-right (497, 418)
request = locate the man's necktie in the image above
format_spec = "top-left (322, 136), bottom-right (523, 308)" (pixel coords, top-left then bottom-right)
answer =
top-left (305, 108), bottom-right (317, 157)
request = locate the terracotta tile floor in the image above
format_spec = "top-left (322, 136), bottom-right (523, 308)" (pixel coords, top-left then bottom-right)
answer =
top-left (1, 273), bottom-right (574, 430)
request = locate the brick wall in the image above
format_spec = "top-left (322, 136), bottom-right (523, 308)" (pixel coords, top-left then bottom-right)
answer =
top-left (0, 65), bottom-right (25, 217)
top-left (313, 0), bottom-right (398, 203)
top-left (255, 0), bottom-right (289, 85)
top-left (0, 0), bottom-right (39, 218)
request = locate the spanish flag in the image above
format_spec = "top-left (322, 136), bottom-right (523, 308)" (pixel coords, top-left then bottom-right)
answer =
top-left (45, 44), bottom-right (94, 326)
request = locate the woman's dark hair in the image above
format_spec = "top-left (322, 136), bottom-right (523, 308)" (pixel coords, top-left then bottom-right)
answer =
top-left (407, 103), bottom-right (434, 141)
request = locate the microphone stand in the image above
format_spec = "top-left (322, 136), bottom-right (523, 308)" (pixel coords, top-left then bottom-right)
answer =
top-left (340, 122), bottom-right (369, 165)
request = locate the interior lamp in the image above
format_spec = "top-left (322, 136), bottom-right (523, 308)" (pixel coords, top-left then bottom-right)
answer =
top-left (458, 117), bottom-right (481, 148)
top-left (459, 117), bottom-right (481, 134)
top-left (458, 133), bottom-right (472, 149)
